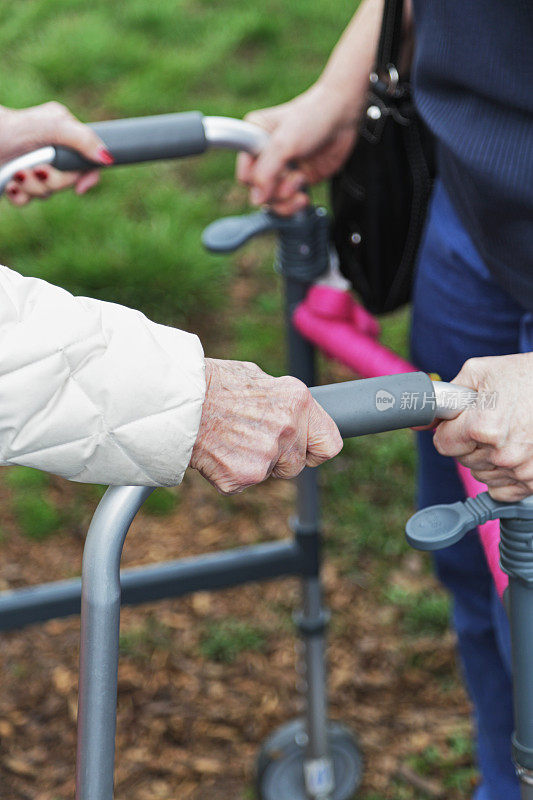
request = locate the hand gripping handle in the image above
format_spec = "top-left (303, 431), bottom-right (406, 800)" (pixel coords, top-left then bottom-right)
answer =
top-left (52, 111), bottom-right (209, 171)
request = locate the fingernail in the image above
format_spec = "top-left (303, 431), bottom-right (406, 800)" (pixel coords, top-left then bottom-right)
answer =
top-left (34, 168), bottom-right (48, 181)
top-left (96, 147), bottom-right (114, 165)
top-left (7, 186), bottom-right (19, 197)
top-left (14, 171), bottom-right (26, 183)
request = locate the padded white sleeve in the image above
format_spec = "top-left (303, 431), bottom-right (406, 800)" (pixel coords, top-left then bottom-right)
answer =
top-left (0, 264), bottom-right (206, 486)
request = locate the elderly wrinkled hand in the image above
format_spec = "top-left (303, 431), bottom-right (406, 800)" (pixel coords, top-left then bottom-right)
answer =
top-left (0, 102), bottom-right (113, 205)
top-left (434, 353), bottom-right (533, 502)
top-left (190, 358), bottom-right (343, 494)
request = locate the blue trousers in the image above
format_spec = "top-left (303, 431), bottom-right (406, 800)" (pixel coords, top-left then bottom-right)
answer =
top-left (410, 181), bottom-right (527, 800)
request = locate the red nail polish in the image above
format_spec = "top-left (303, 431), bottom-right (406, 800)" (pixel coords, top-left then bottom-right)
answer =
top-left (14, 172), bottom-right (25, 183)
top-left (34, 169), bottom-right (48, 181)
top-left (96, 147), bottom-right (114, 166)
top-left (7, 186), bottom-right (19, 196)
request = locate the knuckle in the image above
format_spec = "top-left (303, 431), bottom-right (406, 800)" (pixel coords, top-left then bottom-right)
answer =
top-left (243, 110), bottom-right (261, 123)
top-left (213, 472), bottom-right (237, 495)
top-left (468, 420), bottom-right (500, 446)
top-left (269, 128), bottom-right (285, 148)
top-left (492, 447), bottom-right (522, 470)
top-left (216, 482), bottom-right (234, 496)
top-left (243, 360), bottom-right (263, 374)
top-left (432, 430), bottom-right (450, 455)
top-left (265, 444), bottom-right (280, 465)
top-left (243, 461), bottom-right (271, 486)
top-left (320, 441), bottom-right (338, 462)
top-left (271, 128), bottom-right (293, 154)
top-left (463, 357), bottom-right (479, 372)
top-left (44, 100), bottom-right (68, 117)
top-left (278, 410), bottom-right (297, 436)
top-left (254, 466), bottom-right (271, 485)
top-left (327, 430), bottom-right (343, 457)
top-left (462, 357), bottom-right (485, 378)
top-left (513, 463), bottom-right (533, 482)
top-left (282, 375), bottom-right (309, 403)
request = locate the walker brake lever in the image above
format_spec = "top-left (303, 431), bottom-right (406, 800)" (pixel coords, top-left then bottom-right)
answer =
top-left (202, 211), bottom-right (279, 253)
top-left (405, 492), bottom-right (533, 551)
top-left (202, 206), bottom-right (330, 285)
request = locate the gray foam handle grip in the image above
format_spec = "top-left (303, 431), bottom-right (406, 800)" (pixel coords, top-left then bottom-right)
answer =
top-left (52, 111), bottom-right (207, 171)
top-left (310, 372), bottom-right (436, 438)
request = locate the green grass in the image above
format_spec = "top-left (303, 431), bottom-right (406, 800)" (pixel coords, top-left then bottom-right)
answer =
top-left (322, 428), bottom-right (417, 570)
top-left (5, 467), bottom-right (62, 539)
top-left (4, 466), bottom-right (50, 491)
top-left (408, 736), bottom-right (477, 796)
top-left (385, 584), bottom-right (451, 636)
top-left (0, 0), bottom-right (355, 328)
top-left (12, 493), bottom-right (62, 540)
top-left (200, 618), bottom-right (267, 663)
top-left (119, 617), bottom-right (173, 660)
top-left (143, 488), bottom-right (179, 516)
top-left (232, 286), bottom-right (286, 373)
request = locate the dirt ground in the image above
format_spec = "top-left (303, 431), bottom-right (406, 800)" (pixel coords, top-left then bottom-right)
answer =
top-left (0, 469), bottom-right (476, 800)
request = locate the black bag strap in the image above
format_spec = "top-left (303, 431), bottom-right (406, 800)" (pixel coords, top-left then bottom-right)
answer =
top-left (375, 0), bottom-right (404, 73)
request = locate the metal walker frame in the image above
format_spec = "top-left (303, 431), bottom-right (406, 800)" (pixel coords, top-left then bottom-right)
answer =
top-left (2, 111), bottom-right (529, 800)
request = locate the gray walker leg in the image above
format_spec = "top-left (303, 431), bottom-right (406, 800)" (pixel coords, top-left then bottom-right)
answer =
top-left (76, 485), bottom-right (153, 800)
top-left (286, 274), bottom-right (331, 786)
top-left (508, 578), bottom-right (533, 799)
top-left (500, 509), bottom-right (533, 799)
top-left (405, 492), bottom-right (533, 800)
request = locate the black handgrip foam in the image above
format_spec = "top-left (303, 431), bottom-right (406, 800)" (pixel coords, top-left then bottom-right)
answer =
top-left (52, 111), bottom-right (207, 171)
top-left (310, 372), bottom-right (436, 439)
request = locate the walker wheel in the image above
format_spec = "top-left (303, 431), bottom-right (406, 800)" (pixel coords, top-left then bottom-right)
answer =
top-left (256, 718), bottom-right (363, 800)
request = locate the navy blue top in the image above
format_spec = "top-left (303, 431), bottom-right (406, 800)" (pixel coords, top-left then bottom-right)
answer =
top-left (412, 0), bottom-right (533, 309)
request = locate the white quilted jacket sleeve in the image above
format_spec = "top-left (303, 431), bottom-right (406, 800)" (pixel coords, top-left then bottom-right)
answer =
top-left (0, 264), bottom-right (206, 486)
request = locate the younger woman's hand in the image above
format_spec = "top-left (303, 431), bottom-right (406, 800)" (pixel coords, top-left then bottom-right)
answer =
top-left (434, 353), bottom-right (533, 502)
top-left (236, 83), bottom-right (357, 216)
top-left (0, 102), bottom-right (113, 206)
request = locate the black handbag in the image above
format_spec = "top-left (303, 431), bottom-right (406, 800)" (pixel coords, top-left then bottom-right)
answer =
top-left (330, 0), bottom-right (435, 315)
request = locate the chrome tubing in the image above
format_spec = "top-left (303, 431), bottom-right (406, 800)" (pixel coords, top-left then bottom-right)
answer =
top-left (203, 115), bottom-right (268, 155)
top-left (0, 145), bottom-right (56, 195)
top-left (76, 485), bottom-right (153, 800)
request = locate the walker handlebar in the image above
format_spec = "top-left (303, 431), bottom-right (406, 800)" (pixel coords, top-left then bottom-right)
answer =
top-left (0, 113), bottom-right (269, 194)
top-left (310, 373), bottom-right (476, 439)
top-left (54, 111), bottom-right (209, 170)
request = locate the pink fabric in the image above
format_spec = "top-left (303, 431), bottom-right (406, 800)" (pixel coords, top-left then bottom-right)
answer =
top-left (294, 284), bottom-right (507, 596)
